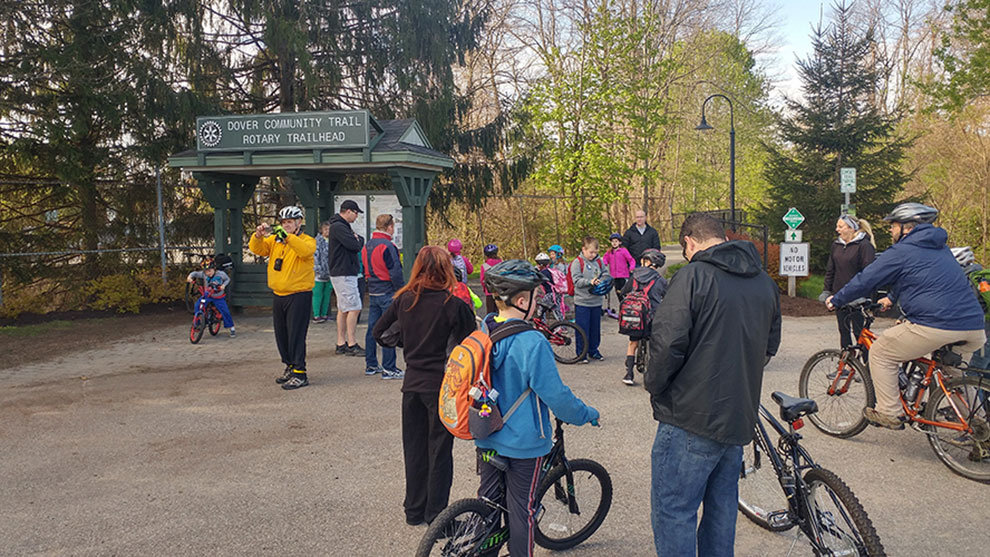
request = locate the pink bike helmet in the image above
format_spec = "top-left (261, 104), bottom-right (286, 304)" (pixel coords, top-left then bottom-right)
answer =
top-left (447, 238), bottom-right (463, 254)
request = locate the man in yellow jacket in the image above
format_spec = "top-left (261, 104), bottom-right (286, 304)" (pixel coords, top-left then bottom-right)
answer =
top-left (249, 206), bottom-right (317, 390)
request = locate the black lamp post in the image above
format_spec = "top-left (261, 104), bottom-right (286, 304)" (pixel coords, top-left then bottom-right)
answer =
top-left (696, 94), bottom-right (736, 229)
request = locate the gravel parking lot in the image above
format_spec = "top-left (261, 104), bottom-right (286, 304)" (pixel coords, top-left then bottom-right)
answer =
top-left (1, 312), bottom-right (988, 556)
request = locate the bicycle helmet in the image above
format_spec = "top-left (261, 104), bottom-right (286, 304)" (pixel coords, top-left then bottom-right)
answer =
top-left (483, 243), bottom-right (499, 257)
top-left (609, 233), bottom-right (622, 241)
top-left (534, 252), bottom-right (551, 264)
top-left (590, 276), bottom-right (613, 296)
top-left (484, 260), bottom-right (548, 312)
top-left (641, 248), bottom-right (666, 268)
top-left (447, 238), bottom-right (463, 254)
top-left (951, 246), bottom-right (976, 267)
top-left (278, 206), bottom-right (304, 220)
top-left (882, 202), bottom-right (938, 224)
top-left (202, 258), bottom-right (216, 270)
top-left (548, 244), bottom-right (563, 255)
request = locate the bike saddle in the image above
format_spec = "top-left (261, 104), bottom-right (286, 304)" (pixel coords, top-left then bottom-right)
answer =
top-left (933, 344), bottom-right (965, 367)
top-left (771, 392), bottom-right (818, 423)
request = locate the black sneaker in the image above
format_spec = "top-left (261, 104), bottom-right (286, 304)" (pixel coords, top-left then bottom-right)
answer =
top-left (281, 374), bottom-right (309, 390)
top-left (335, 344), bottom-right (347, 355)
top-left (346, 344), bottom-right (364, 356)
top-left (589, 352), bottom-right (605, 361)
top-left (275, 365), bottom-right (293, 384)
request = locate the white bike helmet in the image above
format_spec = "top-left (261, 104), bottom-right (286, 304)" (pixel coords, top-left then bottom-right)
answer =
top-left (278, 206), bottom-right (304, 220)
top-left (951, 246), bottom-right (975, 267)
top-left (535, 252), bottom-right (551, 264)
top-left (883, 202), bottom-right (938, 224)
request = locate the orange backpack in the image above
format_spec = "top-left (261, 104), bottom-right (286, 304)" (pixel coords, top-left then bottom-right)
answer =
top-left (439, 320), bottom-right (533, 440)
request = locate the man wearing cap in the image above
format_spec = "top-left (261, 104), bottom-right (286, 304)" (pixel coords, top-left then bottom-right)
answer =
top-left (622, 210), bottom-right (662, 264)
top-left (329, 200), bottom-right (366, 356)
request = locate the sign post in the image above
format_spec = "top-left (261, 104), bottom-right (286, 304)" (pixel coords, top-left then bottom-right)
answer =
top-left (840, 167), bottom-right (856, 216)
top-left (781, 207), bottom-right (807, 297)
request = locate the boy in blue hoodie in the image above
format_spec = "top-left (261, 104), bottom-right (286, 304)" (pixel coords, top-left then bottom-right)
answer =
top-left (478, 260), bottom-right (599, 557)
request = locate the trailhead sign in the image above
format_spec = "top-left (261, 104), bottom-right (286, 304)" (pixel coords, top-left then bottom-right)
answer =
top-left (782, 207), bottom-right (805, 229)
top-left (196, 110), bottom-right (370, 152)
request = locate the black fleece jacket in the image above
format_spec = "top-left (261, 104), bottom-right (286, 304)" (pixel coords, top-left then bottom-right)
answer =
top-left (328, 213), bottom-right (364, 276)
top-left (373, 289), bottom-right (477, 393)
top-left (644, 240), bottom-right (781, 445)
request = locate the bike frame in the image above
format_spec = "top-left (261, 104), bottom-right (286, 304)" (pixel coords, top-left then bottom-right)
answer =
top-left (751, 405), bottom-right (866, 552)
top-left (827, 304), bottom-right (979, 434)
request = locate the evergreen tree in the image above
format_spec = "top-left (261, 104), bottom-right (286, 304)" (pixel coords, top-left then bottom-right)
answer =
top-left (759, 1), bottom-right (912, 267)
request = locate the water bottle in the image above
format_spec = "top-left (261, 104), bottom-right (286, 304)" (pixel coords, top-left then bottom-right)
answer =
top-left (903, 368), bottom-right (925, 402)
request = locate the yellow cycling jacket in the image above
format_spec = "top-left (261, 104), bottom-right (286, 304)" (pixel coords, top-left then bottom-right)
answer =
top-left (248, 232), bottom-right (316, 296)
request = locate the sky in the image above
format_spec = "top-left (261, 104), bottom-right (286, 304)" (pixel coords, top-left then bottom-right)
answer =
top-left (771, 1), bottom-right (829, 104)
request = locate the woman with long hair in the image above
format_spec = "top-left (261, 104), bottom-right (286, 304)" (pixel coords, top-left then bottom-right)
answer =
top-left (822, 214), bottom-right (876, 347)
top-left (372, 245), bottom-right (477, 525)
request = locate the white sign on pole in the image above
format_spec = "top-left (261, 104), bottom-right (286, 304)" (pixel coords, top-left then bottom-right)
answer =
top-left (368, 194), bottom-right (404, 249)
top-left (780, 242), bottom-right (810, 277)
top-left (784, 229), bottom-right (803, 243)
top-left (840, 167), bottom-right (857, 193)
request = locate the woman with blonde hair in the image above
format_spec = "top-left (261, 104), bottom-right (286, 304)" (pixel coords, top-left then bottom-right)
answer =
top-left (372, 245), bottom-right (477, 526)
top-left (821, 214), bottom-right (876, 347)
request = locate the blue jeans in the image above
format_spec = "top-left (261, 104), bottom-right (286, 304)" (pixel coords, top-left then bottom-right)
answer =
top-left (575, 304), bottom-right (601, 357)
top-left (365, 294), bottom-right (396, 370)
top-left (196, 296), bottom-right (234, 328)
top-left (651, 422), bottom-right (742, 557)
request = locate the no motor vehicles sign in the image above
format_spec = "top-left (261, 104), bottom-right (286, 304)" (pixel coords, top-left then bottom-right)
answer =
top-left (780, 242), bottom-right (810, 277)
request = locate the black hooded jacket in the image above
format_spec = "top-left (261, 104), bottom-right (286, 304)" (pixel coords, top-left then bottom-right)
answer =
top-left (644, 240), bottom-right (781, 445)
top-left (328, 213), bottom-right (365, 276)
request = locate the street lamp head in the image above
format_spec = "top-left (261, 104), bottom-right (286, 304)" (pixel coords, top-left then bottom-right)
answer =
top-left (695, 116), bottom-right (714, 131)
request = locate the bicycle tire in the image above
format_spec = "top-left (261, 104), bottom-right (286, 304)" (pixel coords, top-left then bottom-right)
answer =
top-left (635, 339), bottom-right (649, 374)
top-left (922, 375), bottom-right (990, 483)
top-left (415, 498), bottom-right (502, 557)
top-left (738, 433), bottom-right (794, 532)
top-left (544, 321), bottom-right (588, 365)
top-left (534, 458), bottom-right (612, 550)
top-left (189, 315), bottom-right (204, 344)
top-left (799, 468), bottom-right (886, 556)
top-left (208, 305), bottom-right (222, 336)
top-left (799, 349), bottom-right (874, 438)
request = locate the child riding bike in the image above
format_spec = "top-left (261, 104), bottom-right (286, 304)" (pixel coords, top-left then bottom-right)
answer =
top-left (187, 259), bottom-right (235, 337)
top-left (477, 260), bottom-right (599, 557)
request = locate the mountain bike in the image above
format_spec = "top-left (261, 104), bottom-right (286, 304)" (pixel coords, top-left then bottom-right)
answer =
top-left (738, 391), bottom-right (886, 556)
top-left (532, 299), bottom-right (588, 365)
top-left (189, 283), bottom-right (223, 344)
top-left (416, 418), bottom-right (611, 556)
top-left (799, 300), bottom-right (990, 482)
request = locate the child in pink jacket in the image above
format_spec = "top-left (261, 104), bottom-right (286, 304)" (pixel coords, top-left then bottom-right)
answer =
top-left (603, 233), bottom-right (636, 302)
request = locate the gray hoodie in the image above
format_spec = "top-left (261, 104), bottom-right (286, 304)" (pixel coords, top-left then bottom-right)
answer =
top-left (570, 254), bottom-right (611, 307)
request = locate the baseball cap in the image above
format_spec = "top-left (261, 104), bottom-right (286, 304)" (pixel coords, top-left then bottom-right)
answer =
top-left (340, 199), bottom-right (364, 214)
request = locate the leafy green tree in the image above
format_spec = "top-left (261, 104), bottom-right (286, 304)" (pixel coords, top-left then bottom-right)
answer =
top-left (758, 1), bottom-right (912, 268)
top-left (929, 0), bottom-right (990, 111)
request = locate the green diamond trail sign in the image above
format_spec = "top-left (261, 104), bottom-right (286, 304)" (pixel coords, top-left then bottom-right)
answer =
top-left (782, 207), bottom-right (805, 230)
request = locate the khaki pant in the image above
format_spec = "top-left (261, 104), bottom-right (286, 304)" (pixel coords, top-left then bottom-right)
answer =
top-left (868, 321), bottom-right (987, 416)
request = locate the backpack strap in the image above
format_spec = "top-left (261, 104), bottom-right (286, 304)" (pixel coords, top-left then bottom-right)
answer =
top-left (643, 279), bottom-right (656, 294)
top-left (489, 319), bottom-right (534, 343)
top-left (503, 387), bottom-right (533, 421)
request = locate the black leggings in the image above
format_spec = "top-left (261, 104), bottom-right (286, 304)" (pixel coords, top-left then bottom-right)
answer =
top-left (836, 305), bottom-right (866, 349)
top-left (402, 391), bottom-right (455, 524)
top-left (272, 291), bottom-right (312, 371)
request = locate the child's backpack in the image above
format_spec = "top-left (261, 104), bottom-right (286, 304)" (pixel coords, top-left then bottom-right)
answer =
top-left (565, 257), bottom-right (602, 296)
top-left (548, 268), bottom-right (568, 295)
top-left (439, 320), bottom-right (534, 440)
top-left (969, 269), bottom-right (990, 319)
top-left (618, 278), bottom-right (657, 335)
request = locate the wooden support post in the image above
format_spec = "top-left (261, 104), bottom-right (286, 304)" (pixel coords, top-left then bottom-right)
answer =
top-left (389, 169), bottom-right (436, 280)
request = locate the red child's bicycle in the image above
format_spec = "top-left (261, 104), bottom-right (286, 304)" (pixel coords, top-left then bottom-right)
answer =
top-left (189, 281), bottom-right (224, 344)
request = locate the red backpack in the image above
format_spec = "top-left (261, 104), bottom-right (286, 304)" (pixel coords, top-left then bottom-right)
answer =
top-left (618, 278), bottom-right (656, 335)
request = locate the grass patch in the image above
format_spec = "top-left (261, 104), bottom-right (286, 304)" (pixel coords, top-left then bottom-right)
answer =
top-left (797, 274), bottom-right (824, 300)
top-left (0, 319), bottom-right (99, 338)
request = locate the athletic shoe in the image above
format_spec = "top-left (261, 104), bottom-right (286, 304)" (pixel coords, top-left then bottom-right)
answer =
top-left (365, 366), bottom-right (382, 376)
top-left (281, 374), bottom-right (309, 390)
top-left (381, 368), bottom-right (405, 380)
top-left (578, 357), bottom-right (590, 364)
top-left (622, 371), bottom-right (635, 386)
top-left (346, 344), bottom-right (364, 356)
top-left (312, 316), bottom-right (322, 323)
top-left (589, 352), bottom-right (605, 361)
top-left (863, 408), bottom-right (905, 430)
top-left (229, 329), bottom-right (236, 338)
top-left (275, 365), bottom-right (293, 384)
top-left (335, 344), bottom-right (347, 355)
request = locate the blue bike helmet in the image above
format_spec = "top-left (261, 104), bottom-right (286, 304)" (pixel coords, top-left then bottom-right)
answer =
top-left (590, 276), bottom-right (613, 296)
top-left (484, 243), bottom-right (499, 257)
top-left (548, 244), bottom-right (564, 255)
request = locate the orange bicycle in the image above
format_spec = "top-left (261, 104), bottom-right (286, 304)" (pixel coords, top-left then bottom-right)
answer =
top-left (799, 300), bottom-right (990, 483)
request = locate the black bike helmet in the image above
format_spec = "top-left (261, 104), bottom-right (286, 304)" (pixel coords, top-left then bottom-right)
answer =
top-left (484, 243), bottom-right (499, 257)
top-left (883, 202), bottom-right (938, 224)
top-left (641, 248), bottom-right (666, 268)
top-left (484, 259), bottom-right (547, 313)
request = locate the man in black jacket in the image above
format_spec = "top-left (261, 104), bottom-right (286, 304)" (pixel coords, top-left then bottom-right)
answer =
top-left (645, 213), bottom-right (780, 557)
top-left (329, 199), bottom-right (366, 355)
top-left (622, 210), bottom-right (662, 263)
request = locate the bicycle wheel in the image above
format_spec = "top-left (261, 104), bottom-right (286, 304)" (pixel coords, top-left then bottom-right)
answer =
top-left (208, 306), bottom-right (222, 336)
top-left (544, 321), bottom-right (588, 365)
top-left (922, 375), bottom-right (990, 483)
top-left (534, 458), bottom-right (612, 550)
top-left (799, 468), bottom-right (886, 556)
top-left (738, 432), bottom-right (794, 532)
top-left (799, 349), bottom-right (874, 438)
top-left (415, 498), bottom-right (502, 557)
top-left (189, 315), bottom-right (205, 344)
top-left (635, 339), bottom-right (649, 374)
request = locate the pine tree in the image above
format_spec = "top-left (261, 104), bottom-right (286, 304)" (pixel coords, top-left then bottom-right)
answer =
top-left (759, 1), bottom-right (912, 267)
